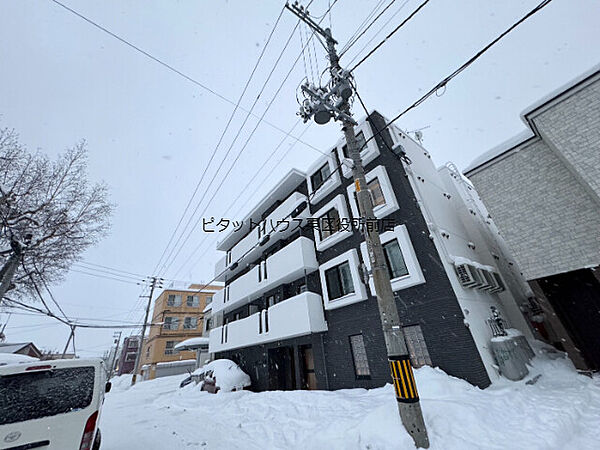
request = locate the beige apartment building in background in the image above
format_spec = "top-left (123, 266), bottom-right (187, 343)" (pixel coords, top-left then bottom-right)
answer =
top-left (141, 284), bottom-right (222, 380)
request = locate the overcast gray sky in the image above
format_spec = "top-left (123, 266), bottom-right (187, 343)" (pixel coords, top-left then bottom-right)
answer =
top-left (1, 0), bottom-right (598, 356)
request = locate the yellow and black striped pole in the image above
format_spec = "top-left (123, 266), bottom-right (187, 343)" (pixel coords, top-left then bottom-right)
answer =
top-left (389, 355), bottom-right (419, 403)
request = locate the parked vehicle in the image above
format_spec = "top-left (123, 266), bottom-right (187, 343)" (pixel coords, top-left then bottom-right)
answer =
top-left (0, 358), bottom-right (110, 450)
top-left (188, 359), bottom-right (251, 393)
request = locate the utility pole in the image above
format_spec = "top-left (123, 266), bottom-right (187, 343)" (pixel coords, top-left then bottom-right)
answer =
top-left (0, 239), bottom-right (23, 302)
top-left (286, 3), bottom-right (429, 447)
top-left (62, 324), bottom-right (77, 358)
top-left (131, 276), bottom-right (162, 385)
top-left (109, 331), bottom-right (122, 379)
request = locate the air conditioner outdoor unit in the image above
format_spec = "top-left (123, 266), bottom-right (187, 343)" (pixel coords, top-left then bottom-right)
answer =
top-left (455, 263), bottom-right (483, 288)
top-left (477, 268), bottom-right (496, 291)
top-left (488, 271), bottom-right (506, 293)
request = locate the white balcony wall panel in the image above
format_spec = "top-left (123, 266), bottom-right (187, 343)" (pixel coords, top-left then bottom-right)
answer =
top-left (209, 292), bottom-right (328, 353)
top-left (213, 192), bottom-right (309, 281)
top-left (212, 236), bottom-right (318, 314)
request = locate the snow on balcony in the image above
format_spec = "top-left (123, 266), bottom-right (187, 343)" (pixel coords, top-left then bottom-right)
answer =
top-left (214, 191), bottom-right (309, 281)
top-left (209, 291), bottom-right (328, 353)
top-left (211, 236), bottom-right (318, 315)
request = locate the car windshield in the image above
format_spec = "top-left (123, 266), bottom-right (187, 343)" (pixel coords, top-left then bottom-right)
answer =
top-left (0, 366), bottom-right (95, 425)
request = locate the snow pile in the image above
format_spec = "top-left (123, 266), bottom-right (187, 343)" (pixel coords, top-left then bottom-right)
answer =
top-left (192, 359), bottom-right (251, 392)
top-left (0, 353), bottom-right (38, 366)
top-left (100, 348), bottom-right (600, 449)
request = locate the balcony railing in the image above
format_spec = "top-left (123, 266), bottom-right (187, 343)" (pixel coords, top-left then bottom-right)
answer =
top-left (212, 236), bottom-right (318, 314)
top-left (209, 291), bottom-right (328, 353)
top-left (214, 191), bottom-right (309, 281)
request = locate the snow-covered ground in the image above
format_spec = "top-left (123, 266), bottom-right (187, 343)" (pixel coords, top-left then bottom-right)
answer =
top-left (101, 349), bottom-right (600, 450)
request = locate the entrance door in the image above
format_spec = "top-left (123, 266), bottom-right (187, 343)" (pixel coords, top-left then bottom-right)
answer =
top-left (268, 347), bottom-right (296, 390)
top-left (300, 345), bottom-right (317, 390)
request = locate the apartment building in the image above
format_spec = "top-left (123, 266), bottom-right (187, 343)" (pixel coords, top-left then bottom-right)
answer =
top-left (464, 65), bottom-right (600, 371)
top-left (116, 335), bottom-right (140, 375)
top-left (141, 284), bottom-right (221, 380)
top-left (208, 111), bottom-right (534, 392)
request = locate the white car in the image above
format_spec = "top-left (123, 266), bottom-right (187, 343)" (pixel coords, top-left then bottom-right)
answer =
top-left (0, 358), bottom-right (110, 450)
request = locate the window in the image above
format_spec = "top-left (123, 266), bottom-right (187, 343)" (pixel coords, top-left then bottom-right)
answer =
top-left (125, 352), bottom-right (137, 362)
top-left (319, 208), bottom-right (341, 240)
top-left (403, 325), bottom-right (432, 368)
top-left (310, 162), bottom-right (331, 191)
top-left (325, 261), bottom-right (355, 300)
top-left (183, 317), bottom-right (198, 329)
top-left (367, 177), bottom-right (386, 207)
top-left (349, 334), bottom-right (371, 378)
top-left (187, 295), bottom-right (199, 307)
top-left (346, 165), bottom-right (399, 219)
top-left (164, 341), bottom-right (179, 355)
top-left (163, 316), bottom-right (179, 330)
top-left (128, 339), bottom-right (138, 349)
top-left (205, 295), bottom-right (213, 305)
top-left (205, 318), bottom-right (212, 331)
top-left (167, 294), bottom-right (182, 307)
top-left (383, 239), bottom-right (409, 279)
top-left (0, 366), bottom-right (95, 425)
top-left (359, 224), bottom-right (425, 293)
top-left (145, 346), bottom-right (150, 358)
top-left (342, 131), bottom-right (367, 159)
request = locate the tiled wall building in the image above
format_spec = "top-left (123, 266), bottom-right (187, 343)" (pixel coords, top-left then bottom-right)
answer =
top-left (464, 65), bottom-right (600, 371)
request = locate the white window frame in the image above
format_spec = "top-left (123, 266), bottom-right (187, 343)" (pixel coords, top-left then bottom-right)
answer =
top-left (360, 224), bottom-right (425, 293)
top-left (336, 120), bottom-right (381, 178)
top-left (319, 249), bottom-right (368, 310)
top-left (347, 165), bottom-right (399, 219)
top-left (312, 194), bottom-right (353, 251)
top-left (306, 151), bottom-right (341, 205)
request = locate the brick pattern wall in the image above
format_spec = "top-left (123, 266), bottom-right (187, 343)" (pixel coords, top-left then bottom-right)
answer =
top-left (532, 78), bottom-right (600, 202)
top-left (468, 78), bottom-right (600, 281)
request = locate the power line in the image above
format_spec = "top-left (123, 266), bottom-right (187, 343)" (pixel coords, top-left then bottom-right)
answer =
top-left (155, 15), bottom-right (306, 278)
top-left (340, 0), bottom-right (393, 56)
top-left (353, 0), bottom-right (555, 149)
top-left (172, 120), bottom-right (312, 278)
top-left (344, 0), bottom-right (411, 67)
top-left (350, 0), bottom-right (430, 72)
top-left (150, 5), bottom-right (288, 275)
top-left (48, 0), bottom-right (329, 172)
top-left (70, 269), bottom-right (148, 286)
top-left (178, 0), bottom-right (556, 311)
top-left (158, 1), bottom-right (340, 278)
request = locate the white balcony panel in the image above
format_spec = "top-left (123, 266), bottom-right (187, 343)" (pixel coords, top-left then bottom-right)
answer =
top-left (212, 236), bottom-right (318, 314)
top-left (214, 192), bottom-right (309, 281)
top-left (209, 292), bottom-right (328, 353)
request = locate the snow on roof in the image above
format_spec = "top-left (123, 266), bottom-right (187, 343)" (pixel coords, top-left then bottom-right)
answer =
top-left (464, 64), bottom-right (600, 174)
top-left (156, 359), bottom-right (196, 367)
top-left (520, 63), bottom-right (600, 119)
top-left (0, 343), bottom-right (31, 354)
top-left (216, 168), bottom-right (307, 251)
top-left (174, 337), bottom-right (209, 351)
top-left (450, 255), bottom-right (496, 272)
top-left (463, 130), bottom-right (535, 174)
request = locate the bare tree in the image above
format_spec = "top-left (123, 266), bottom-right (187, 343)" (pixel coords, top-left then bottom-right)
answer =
top-left (0, 127), bottom-right (112, 300)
